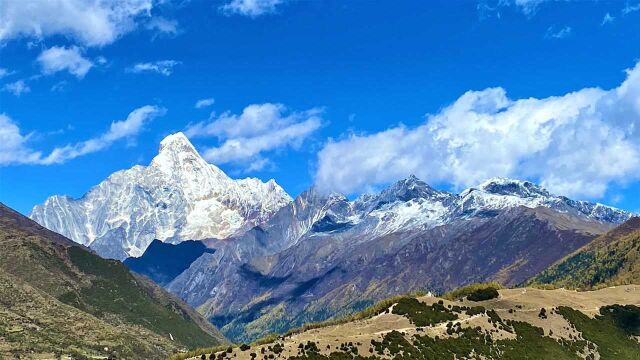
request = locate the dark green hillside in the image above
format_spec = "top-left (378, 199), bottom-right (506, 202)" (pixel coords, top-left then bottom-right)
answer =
top-left (0, 203), bottom-right (226, 359)
top-left (530, 217), bottom-right (640, 289)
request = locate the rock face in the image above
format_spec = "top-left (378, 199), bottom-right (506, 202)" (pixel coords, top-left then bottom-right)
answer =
top-left (162, 176), bottom-right (630, 342)
top-left (30, 132), bottom-right (292, 260)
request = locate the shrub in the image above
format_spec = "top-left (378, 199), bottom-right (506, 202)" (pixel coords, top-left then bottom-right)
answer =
top-left (442, 282), bottom-right (502, 301)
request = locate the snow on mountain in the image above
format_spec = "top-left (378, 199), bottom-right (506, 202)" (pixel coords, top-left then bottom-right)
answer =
top-left (29, 132), bottom-right (292, 260)
top-left (456, 177), bottom-right (630, 223)
top-left (303, 175), bottom-right (630, 241)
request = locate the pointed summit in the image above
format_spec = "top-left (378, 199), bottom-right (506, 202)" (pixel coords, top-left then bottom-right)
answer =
top-left (150, 132), bottom-right (217, 176)
top-left (158, 132), bottom-right (199, 156)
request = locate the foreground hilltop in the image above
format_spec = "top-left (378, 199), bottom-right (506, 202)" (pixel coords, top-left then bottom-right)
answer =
top-left (0, 203), bottom-right (226, 359)
top-left (181, 285), bottom-right (640, 360)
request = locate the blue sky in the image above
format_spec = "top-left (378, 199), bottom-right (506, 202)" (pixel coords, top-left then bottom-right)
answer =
top-left (2, 0), bottom-right (640, 215)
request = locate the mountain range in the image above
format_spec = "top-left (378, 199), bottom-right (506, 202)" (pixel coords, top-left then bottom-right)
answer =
top-left (28, 133), bottom-right (634, 342)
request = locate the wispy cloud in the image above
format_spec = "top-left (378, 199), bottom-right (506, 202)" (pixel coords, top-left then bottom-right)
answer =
top-left (51, 81), bottom-right (68, 92)
top-left (2, 80), bottom-right (30, 97)
top-left (37, 46), bottom-right (94, 78)
top-left (0, 68), bottom-right (15, 79)
top-left (145, 17), bottom-right (179, 38)
top-left (478, 0), bottom-right (555, 18)
top-left (0, 106), bottom-right (165, 166)
top-left (127, 60), bottom-right (181, 76)
top-left (220, 0), bottom-right (286, 18)
top-left (546, 26), bottom-right (572, 39)
top-left (622, 2), bottom-right (640, 15)
top-left (186, 103), bottom-right (322, 171)
top-left (195, 98), bottom-right (215, 109)
top-left (601, 12), bottom-right (615, 25)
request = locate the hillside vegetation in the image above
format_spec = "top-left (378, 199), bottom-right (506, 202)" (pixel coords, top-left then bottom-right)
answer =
top-left (178, 285), bottom-right (640, 360)
top-left (0, 203), bottom-right (226, 359)
top-left (531, 217), bottom-right (640, 289)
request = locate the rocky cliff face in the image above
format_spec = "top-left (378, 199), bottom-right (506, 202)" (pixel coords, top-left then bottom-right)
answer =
top-left (30, 132), bottom-right (292, 260)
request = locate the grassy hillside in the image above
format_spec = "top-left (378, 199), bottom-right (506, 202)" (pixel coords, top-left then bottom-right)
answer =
top-left (177, 285), bottom-right (640, 360)
top-left (0, 203), bottom-right (226, 359)
top-left (530, 217), bottom-right (640, 289)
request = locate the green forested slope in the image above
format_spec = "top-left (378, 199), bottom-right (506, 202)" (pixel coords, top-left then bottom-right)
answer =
top-left (531, 217), bottom-right (640, 289)
top-left (0, 203), bottom-right (226, 359)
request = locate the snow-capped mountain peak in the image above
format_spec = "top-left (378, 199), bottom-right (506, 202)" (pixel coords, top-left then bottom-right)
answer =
top-left (457, 177), bottom-right (629, 223)
top-left (473, 177), bottom-right (551, 198)
top-left (30, 132), bottom-right (292, 260)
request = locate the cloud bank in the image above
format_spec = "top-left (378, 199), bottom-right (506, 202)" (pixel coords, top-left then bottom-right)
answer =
top-left (186, 103), bottom-right (322, 171)
top-left (315, 62), bottom-right (640, 199)
top-left (0, 0), bottom-right (153, 47)
top-left (0, 105), bottom-right (165, 166)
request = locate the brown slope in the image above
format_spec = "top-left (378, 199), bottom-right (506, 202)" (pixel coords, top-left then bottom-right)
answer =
top-left (0, 203), bottom-right (226, 359)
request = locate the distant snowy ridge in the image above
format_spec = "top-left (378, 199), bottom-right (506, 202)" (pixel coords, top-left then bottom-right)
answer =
top-left (30, 133), bottom-right (292, 260)
top-left (301, 175), bottom-right (630, 241)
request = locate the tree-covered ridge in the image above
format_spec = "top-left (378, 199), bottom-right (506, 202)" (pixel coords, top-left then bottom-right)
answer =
top-left (530, 217), bottom-right (640, 289)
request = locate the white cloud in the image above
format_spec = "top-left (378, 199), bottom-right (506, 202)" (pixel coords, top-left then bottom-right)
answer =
top-left (51, 81), bottom-right (68, 92)
top-left (2, 80), bottom-right (30, 96)
top-left (37, 46), bottom-right (94, 78)
top-left (479, 0), bottom-right (563, 18)
top-left (314, 61), bottom-right (640, 200)
top-left (513, 0), bottom-right (550, 16)
top-left (145, 16), bottom-right (179, 37)
top-left (195, 98), bottom-right (215, 109)
top-left (546, 26), bottom-right (571, 39)
top-left (127, 60), bottom-right (180, 76)
top-left (0, 0), bottom-right (153, 47)
top-left (0, 105), bottom-right (165, 166)
top-left (0, 68), bottom-right (14, 79)
top-left (0, 114), bottom-right (44, 165)
top-left (602, 12), bottom-right (615, 25)
top-left (220, 0), bottom-right (285, 17)
top-left (622, 2), bottom-right (640, 15)
top-left (186, 103), bottom-right (322, 170)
